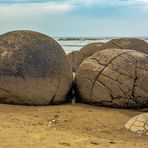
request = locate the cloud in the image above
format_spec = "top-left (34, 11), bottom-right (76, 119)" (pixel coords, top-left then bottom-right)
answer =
top-left (0, 0), bottom-right (50, 3)
top-left (0, 1), bottom-right (73, 22)
top-left (0, 0), bottom-right (148, 9)
top-left (0, 0), bottom-right (147, 36)
top-left (0, 0), bottom-right (74, 35)
top-left (66, 0), bottom-right (148, 8)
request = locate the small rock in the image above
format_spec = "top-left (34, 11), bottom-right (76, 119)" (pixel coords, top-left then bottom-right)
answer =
top-left (125, 113), bottom-right (148, 136)
top-left (90, 140), bottom-right (100, 145)
top-left (110, 139), bottom-right (115, 144)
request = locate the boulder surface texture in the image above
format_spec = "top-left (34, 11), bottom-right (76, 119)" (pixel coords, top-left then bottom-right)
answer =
top-left (76, 48), bottom-right (148, 108)
top-left (101, 38), bottom-right (148, 54)
top-left (0, 30), bottom-right (72, 105)
top-left (67, 42), bottom-right (104, 72)
top-left (79, 42), bottom-right (105, 62)
top-left (67, 51), bottom-right (81, 72)
top-left (125, 113), bottom-right (148, 136)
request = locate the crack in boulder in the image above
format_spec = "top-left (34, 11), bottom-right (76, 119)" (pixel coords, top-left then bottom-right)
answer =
top-left (0, 87), bottom-right (20, 103)
top-left (111, 42), bottom-right (123, 49)
top-left (49, 78), bottom-right (61, 104)
top-left (89, 52), bottom-right (130, 103)
top-left (89, 57), bottom-right (106, 67)
top-left (130, 61), bottom-right (138, 103)
top-left (125, 53), bottom-right (139, 103)
top-left (118, 85), bottom-right (128, 97)
top-left (76, 47), bottom-right (148, 108)
top-left (0, 87), bottom-right (10, 95)
top-left (96, 79), bottom-right (114, 100)
top-left (0, 30), bottom-right (72, 105)
top-left (109, 64), bottom-right (135, 80)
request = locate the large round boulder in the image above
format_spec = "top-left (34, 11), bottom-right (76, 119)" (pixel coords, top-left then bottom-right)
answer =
top-left (75, 49), bottom-right (148, 108)
top-left (67, 42), bottom-right (105, 72)
top-left (0, 30), bottom-right (72, 105)
top-left (101, 38), bottom-right (148, 54)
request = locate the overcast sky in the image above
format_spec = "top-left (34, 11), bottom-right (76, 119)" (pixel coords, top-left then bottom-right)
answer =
top-left (0, 0), bottom-right (148, 37)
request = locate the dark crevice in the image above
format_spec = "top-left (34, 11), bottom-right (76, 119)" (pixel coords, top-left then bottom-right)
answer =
top-left (49, 94), bottom-right (56, 104)
top-left (130, 60), bottom-right (138, 103)
top-left (111, 96), bottom-right (124, 100)
top-left (49, 78), bottom-right (61, 104)
top-left (126, 53), bottom-right (138, 103)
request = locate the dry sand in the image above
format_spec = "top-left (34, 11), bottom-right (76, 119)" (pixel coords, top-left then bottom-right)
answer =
top-left (0, 103), bottom-right (147, 148)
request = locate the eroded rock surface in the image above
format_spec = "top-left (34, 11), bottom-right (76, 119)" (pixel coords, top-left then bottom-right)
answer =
top-left (67, 51), bottom-right (81, 72)
top-left (125, 113), bottom-right (148, 136)
top-left (0, 30), bottom-right (72, 105)
top-left (67, 42), bottom-right (104, 72)
top-left (101, 38), bottom-right (148, 54)
top-left (79, 42), bottom-right (105, 62)
top-left (75, 49), bottom-right (148, 108)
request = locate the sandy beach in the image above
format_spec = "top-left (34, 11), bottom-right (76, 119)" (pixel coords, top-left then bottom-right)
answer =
top-left (0, 103), bottom-right (147, 148)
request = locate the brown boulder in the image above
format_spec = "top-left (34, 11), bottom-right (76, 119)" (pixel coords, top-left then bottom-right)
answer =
top-left (0, 30), bottom-right (72, 105)
top-left (79, 42), bottom-right (105, 62)
top-left (101, 38), bottom-right (148, 54)
top-left (75, 48), bottom-right (148, 108)
top-left (67, 42), bottom-right (105, 72)
top-left (67, 51), bottom-right (81, 72)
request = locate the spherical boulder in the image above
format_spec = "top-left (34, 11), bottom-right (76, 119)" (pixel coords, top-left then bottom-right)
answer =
top-left (125, 113), bottom-right (148, 136)
top-left (75, 48), bottom-right (148, 108)
top-left (0, 30), bottom-right (72, 105)
top-left (67, 42), bottom-right (105, 72)
top-left (101, 38), bottom-right (148, 54)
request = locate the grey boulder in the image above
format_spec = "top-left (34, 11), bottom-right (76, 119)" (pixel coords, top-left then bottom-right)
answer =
top-left (0, 30), bottom-right (72, 105)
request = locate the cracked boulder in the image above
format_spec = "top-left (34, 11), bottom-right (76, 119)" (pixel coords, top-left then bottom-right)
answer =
top-left (75, 48), bottom-right (148, 108)
top-left (0, 30), bottom-right (72, 105)
top-left (101, 38), bottom-right (148, 54)
top-left (67, 42), bottom-right (105, 72)
top-left (125, 113), bottom-right (148, 136)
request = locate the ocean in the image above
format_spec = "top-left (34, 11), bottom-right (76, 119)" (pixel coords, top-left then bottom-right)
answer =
top-left (55, 37), bottom-right (148, 52)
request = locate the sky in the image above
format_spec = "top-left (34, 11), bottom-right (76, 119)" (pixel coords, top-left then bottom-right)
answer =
top-left (0, 0), bottom-right (148, 37)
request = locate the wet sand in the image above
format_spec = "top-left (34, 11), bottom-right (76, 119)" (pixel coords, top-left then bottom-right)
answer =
top-left (0, 103), bottom-right (147, 148)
